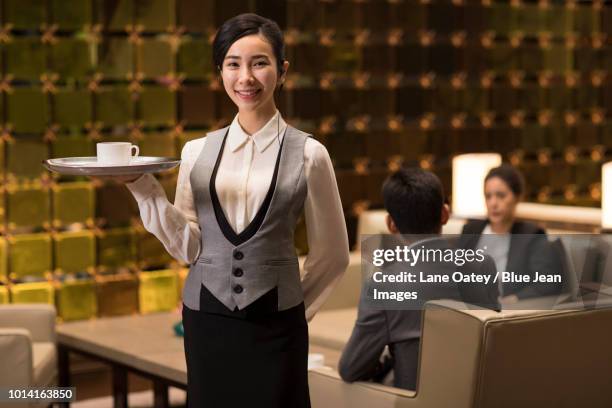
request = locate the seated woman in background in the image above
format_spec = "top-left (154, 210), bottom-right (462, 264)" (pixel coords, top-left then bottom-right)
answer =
top-left (459, 164), bottom-right (562, 304)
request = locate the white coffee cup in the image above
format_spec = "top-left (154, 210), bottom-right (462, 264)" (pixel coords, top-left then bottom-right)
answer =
top-left (97, 142), bottom-right (139, 165)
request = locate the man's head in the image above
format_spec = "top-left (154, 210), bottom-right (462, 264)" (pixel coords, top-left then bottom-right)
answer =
top-left (382, 167), bottom-right (449, 234)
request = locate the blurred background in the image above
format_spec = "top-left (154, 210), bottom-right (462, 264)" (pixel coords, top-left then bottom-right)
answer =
top-left (0, 0), bottom-right (610, 322)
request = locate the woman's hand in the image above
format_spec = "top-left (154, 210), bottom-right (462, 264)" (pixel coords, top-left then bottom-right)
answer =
top-left (87, 174), bottom-right (143, 184)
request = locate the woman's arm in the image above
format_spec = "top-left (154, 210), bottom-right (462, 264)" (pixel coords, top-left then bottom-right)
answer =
top-left (302, 139), bottom-right (350, 321)
top-left (126, 140), bottom-right (203, 264)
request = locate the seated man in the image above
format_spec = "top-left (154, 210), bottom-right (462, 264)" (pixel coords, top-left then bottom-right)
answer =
top-left (338, 167), bottom-right (499, 391)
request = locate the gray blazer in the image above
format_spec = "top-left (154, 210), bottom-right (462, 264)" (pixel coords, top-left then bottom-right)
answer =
top-left (339, 237), bottom-right (499, 390)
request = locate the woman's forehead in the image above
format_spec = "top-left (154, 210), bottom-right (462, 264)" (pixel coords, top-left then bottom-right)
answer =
top-left (225, 34), bottom-right (274, 59)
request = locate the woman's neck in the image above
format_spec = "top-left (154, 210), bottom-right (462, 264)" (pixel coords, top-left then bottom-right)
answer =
top-left (237, 105), bottom-right (277, 135)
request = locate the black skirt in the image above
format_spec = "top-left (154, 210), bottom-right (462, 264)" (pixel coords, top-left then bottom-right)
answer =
top-left (182, 284), bottom-right (311, 408)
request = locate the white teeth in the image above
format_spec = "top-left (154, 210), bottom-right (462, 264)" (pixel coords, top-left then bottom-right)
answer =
top-left (236, 90), bottom-right (258, 96)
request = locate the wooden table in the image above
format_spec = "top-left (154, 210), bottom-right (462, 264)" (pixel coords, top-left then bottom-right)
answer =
top-left (56, 310), bottom-right (340, 408)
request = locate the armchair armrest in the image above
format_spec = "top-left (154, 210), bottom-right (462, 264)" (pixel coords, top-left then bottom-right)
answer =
top-left (309, 367), bottom-right (416, 408)
top-left (0, 304), bottom-right (56, 343)
top-left (0, 328), bottom-right (33, 387)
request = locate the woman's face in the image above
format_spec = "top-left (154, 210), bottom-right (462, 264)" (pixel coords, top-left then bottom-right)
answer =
top-left (220, 33), bottom-right (286, 114)
top-left (484, 177), bottom-right (519, 226)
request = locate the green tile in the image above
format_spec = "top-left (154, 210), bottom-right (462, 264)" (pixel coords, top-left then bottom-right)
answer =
top-left (52, 182), bottom-right (95, 228)
top-left (544, 45), bottom-right (572, 75)
top-left (325, 42), bottom-right (361, 73)
top-left (4, 0), bottom-right (46, 30)
top-left (96, 227), bottom-right (137, 270)
top-left (0, 239), bottom-right (8, 282)
top-left (138, 269), bottom-right (178, 313)
top-left (6, 185), bottom-right (51, 231)
top-left (7, 88), bottom-right (50, 134)
top-left (177, 37), bottom-right (212, 79)
top-left (51, 134), bottom-right (95, 158)
top-left (137, 131), bottom-right (176, 157)
top-left (56, 278), bottom-right (97, 321)
top-left (53, 231), bottom-right (96, 275)
top-left (95, 86), bottom-right (135, 126)
top-left (546, 5), bottom-right (573, 36)
top-left (9, 233), bottom-right (53, 279)
top-left (53, 87), bottom-right (93, 128)
top-left (50, 0), bottom-right (93, 30)
top-left (134, 0), bottom-right (175, 31)
top-left (484, 3), bottom-right (518, 35)
top-left (6, 137), bottom-right (49, 181)
top-left (50, 37), bottom-right (96, 80)
top-left (97, 37), bottom-right (134, 79)
top-left (137, 37), bottom-right (174, 78)
top-left (94, 0), bottom-right (134, 31)
top-left (10, 282), bottom-right (55, 304)
top-left (573, 4), bottom-right (600, 35)
top-left (178, 0), bottom-right (214, 33)
top-left (516, 4), bottom-right (545, 36)
top-left (138, 85), bottom-right (176, 126)
top-left (5, 38), bottom-right (47, 81)
top-left (0, 286), bottom-right (8, 303)
top-left (137, 229), bottom-right (173, 269)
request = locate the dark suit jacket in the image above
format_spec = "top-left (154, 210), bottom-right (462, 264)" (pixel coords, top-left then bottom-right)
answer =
top-left (338, 237), bottom-right (499, 391)
top-left (458, 219), bottom-right (562, 299)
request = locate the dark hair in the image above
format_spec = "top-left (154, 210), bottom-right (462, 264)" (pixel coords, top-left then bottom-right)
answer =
top-left (484, 164), bottom-right (524, 197)
top-left (382, 167), bottom-right (445, 234)
top-left (212, 13), bottom-right (286, 76)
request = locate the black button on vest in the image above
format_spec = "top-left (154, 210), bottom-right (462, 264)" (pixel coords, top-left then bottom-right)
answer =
top-left (233, 285), bottom-right (244, 294)
top-left (234, 251), bottom-right (244, 260)
top-left (233, 268), bottom-right (244, 277)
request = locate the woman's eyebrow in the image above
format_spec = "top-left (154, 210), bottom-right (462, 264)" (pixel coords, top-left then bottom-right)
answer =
top-left (224, 54), bottom-right (270, 60)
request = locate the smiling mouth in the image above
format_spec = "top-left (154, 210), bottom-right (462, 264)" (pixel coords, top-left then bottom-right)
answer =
top-left (235, 89), bottom-right (261, 98)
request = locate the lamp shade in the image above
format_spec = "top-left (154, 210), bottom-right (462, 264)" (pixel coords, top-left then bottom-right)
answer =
top-left (452, 153), bottom-right (502, 219)
top-left (602, 162), bottom-right (612, 229)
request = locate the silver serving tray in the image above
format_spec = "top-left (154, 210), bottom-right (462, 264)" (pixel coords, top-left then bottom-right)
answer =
top-left (43, 157), bottom-right (181, 176)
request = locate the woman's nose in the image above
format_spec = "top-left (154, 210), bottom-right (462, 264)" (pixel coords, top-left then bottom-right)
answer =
top-left (238, 66), bottom-right (255, 83)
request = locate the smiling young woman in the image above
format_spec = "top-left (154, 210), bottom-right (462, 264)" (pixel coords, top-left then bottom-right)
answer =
top-left (123, 13), bottom-right (350, 408)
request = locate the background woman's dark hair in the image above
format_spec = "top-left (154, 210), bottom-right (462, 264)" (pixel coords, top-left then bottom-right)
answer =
top-left (484, 164), bottom-right (525, 197)
top-left (212, 13), bottom-right (285, 76)
top-left (382, 167), bottom-right (445, 234)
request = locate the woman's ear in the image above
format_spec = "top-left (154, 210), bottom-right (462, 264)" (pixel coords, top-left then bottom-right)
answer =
top-left (279, 60), bottom-right (290, 83)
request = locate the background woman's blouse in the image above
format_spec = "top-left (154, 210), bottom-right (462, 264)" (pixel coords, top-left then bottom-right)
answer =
top-left (126, 112), bottom-right (350, 320)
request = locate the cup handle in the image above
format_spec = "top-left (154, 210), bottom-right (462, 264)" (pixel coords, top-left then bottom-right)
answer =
top-left (131, 145), bottom-right (140, 157)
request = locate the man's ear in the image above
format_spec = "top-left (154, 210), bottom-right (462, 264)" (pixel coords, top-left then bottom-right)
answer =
top-left (386, 214), bottom-right (399, 234)
top-left (441, 203), bottom-right (450, 226)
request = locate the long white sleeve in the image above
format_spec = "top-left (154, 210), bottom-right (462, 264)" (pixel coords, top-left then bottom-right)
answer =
top-left (302, 139), bottom-right (350, 321)
top-left (126, 141), bottom-right (202, 264)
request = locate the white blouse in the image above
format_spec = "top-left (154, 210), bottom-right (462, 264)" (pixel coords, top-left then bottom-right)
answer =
top-left (126, 111), bottom-right (350, 321)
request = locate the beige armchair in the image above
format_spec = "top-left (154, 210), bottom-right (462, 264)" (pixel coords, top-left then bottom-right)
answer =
top-left (0, 304), bottom-right (58, 407)
top-left (309, 299), bottom-right (612, 408)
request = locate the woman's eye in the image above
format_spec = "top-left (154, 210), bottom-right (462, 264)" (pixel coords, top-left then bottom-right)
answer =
top-left (254, 61), bottom-right (267, 66)
top-left (226, 62), bottom-right (239, 68)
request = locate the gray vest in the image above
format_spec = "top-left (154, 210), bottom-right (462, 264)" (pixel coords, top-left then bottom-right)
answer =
top-left (181, 125), bottom-right (309, 312)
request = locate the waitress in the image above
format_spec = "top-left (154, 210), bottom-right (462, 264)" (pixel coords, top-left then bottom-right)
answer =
top-left (120, 13), bottom-right (350, 407)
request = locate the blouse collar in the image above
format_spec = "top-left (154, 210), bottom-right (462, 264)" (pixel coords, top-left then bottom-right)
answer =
top-left (228, 110), bottom-right (287, 153)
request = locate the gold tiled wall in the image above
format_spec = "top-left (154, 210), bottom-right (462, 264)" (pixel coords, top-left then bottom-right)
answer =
top-left (0, 0), bottom-right (610, 314)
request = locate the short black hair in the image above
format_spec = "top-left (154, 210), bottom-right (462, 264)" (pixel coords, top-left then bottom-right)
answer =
top-left (212, 13), bottom-right (285, 75)
top-left (484, 164), bottom-right (524, 197)
top-left (382, 167), bottom-right (445, 234)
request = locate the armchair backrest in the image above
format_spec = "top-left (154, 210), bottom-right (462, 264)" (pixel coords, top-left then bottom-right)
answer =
top-left (414, 299), bottom-right (612, 408)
